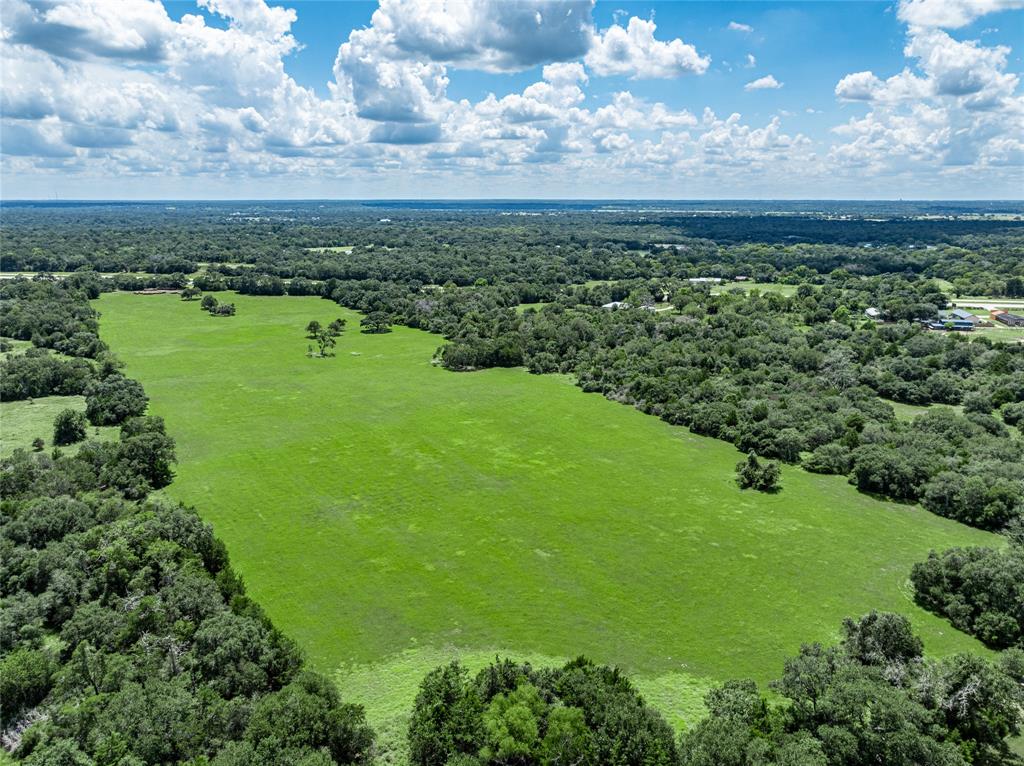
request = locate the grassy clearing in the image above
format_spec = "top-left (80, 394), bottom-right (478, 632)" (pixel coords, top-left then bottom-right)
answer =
top-left (515, 302), bottom-right (550, 313)
top-left (0, 272), bottom-right (158, 280)
top-left (0, 395), bottom-right (119, 456)
top-left (2, 337), bottom-right (33, 359)
top-left (97, 291), bottom-right (996, 741)
top-left (980, 327), bottom-right (1024, 342)
top-left (881, 398), bottom-right (965, 423)
top-left (305, 245), bottom-right (354, 253)
top-left (711, 281), bottom-right (798, 297)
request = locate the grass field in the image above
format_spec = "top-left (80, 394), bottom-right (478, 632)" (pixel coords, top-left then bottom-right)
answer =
top-left (97, 291), bottom-right (997, 746)
top-left (305, 245), bottom-right (354, 253)
top-left (710, 281), bottom-right (799, 297)
top-left (1, 395), bottom-right (119, 456)
top-left (881, 398), bottom-right (966, 423)
top-left (2, 338), bottom-right (33, 365)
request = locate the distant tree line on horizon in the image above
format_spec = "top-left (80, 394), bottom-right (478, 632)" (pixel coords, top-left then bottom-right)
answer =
top-left (2, 205), bottom-right (1023, 298)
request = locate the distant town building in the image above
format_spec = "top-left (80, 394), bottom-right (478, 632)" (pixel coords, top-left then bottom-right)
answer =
top-left (864, 307), bottom-right (882, 319)
top-left (602, 301), bottom-right (626, 310)
top-left (947, 308), bottom-right (981, 325)
top-left (993, 311), bottom-right (1024, 327)
top-left (688, 277), bottom-right (722, 284)
top-left (924, 319), bottom-right (975, 332)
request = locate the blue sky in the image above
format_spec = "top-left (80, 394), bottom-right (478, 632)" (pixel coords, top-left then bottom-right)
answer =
top-left (2, 0), bottom-right (1023, 199)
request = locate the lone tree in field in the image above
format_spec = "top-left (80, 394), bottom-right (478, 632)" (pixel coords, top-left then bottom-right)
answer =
top-left (328, 318), bottom-right (346, 336)
top-left (360, 311), bottom-right (392, 334)
top-left (201, 294), bottom-right (218, 313)
top-left (314, 329), bottom-right (337, 357)
top-left (53, 409), bottom-right (88, 446)
top-left (735, 452), bottom-right (781, 492)
top-left (31, 437), bottom-right (44, 452)
top-left (306, 320), bottom-right (322, 338)
top-left (181, 287), bottom-right (202, 301)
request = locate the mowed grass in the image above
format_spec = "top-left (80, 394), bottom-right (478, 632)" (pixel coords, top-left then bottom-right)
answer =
top-left (97, 292), bottom-right (996, 734)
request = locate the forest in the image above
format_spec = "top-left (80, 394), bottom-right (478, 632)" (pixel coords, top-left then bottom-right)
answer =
top-left (2, 201), bottom-right (1023, 297)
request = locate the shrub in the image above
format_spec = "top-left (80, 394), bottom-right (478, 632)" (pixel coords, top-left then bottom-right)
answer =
top-left (52, 409), bottom-right (88, 446)
top-left (735, 452), bottom-right (781, 492)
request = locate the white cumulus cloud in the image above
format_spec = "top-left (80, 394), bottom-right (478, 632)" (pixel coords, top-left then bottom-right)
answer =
top-left (831, 0), bottom-right (1024, 176)
top-left (361, 0), bottom-right (594, 72)
top-left (745, 74), bottom-right (782, 90)
top-left (1, 0), bottom-right (1020, 197)
top-left (897, 0), bottom-right (1024, 29)
top-left (585, 16), bottom-right (710, 79)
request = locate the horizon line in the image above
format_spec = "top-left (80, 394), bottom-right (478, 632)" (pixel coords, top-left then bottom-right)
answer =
top-left (2, 197), bottom-right (1023, 204)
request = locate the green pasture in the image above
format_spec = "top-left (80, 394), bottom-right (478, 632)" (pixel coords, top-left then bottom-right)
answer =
top-left (1, 395), bottom-right (119, 456)
top-left (97, 291), bottom-right (996, 742)
top-left (711, 281), bottom-right (799, 297)
top-left (2, 337), bottom-right (33, 359)
top-left (880, 398), bottom-right (966, 423)
top-left (305, 245), bottom-right (354, 253)
top-left (515, 302), bottom-right (551, 313)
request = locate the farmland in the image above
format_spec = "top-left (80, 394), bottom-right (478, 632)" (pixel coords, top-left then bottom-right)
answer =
top-left (97, 290), bottom-right (997, 738)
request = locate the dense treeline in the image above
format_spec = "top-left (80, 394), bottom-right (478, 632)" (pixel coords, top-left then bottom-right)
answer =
top-left (0, 277), bottom-right (106, 357)
top-left (0, 284), bottom-right (374, 764)
top-left (408, 613), bottom-right (1024, 766)
top-left (911, 540), bottom-right (1024, 650)
top-left (408, 657), bottom-right (677, 766)
top-left (3, 202), bottom-right (1022, 296)
top-left (0, 280), bottom-right (158, 419)
top-left (0, 350), bottom-right (94, 401)
top-left (1, 440), bottom-right (374, 764)
top-left (680, 612), bottom-right (1024, 766)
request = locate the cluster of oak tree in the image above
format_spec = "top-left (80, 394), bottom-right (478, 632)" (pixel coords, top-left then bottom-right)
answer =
top-left (912, 536), bottom-right (1023, 650)
top-left (305, 318), bottom-right (347, 357)
top-left (405, 613), bottom-right (1023, 766)
top-left (200, 293), bottom-right (236, 317)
